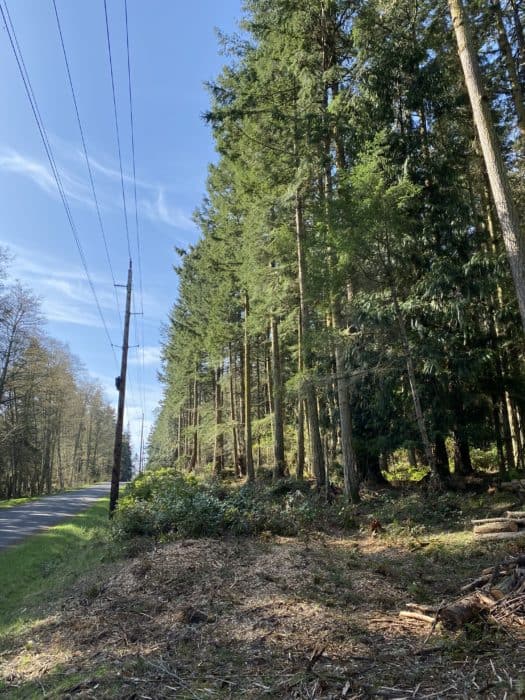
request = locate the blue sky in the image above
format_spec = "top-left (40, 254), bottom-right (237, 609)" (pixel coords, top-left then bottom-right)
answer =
top-left (0, 0), bottom-right (242, 458)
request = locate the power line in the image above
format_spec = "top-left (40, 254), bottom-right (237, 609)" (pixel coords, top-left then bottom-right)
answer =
top-left (51, 0), bottom-right (123, 329)
top-left (124, 0), bottom-right (147, 443)
top-left (0, 0), bottom-right (118, 369)
top-left (103, 0), bottom-right (132, 261)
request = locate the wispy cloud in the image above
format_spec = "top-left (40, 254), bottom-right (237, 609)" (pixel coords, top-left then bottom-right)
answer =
top-left (129, 345), bottom-right (161, 366)
top-left (86, 152), bottom-right (159, 191)
top-left (141, 189), bottom-right (195, 230)
top-left (7, 244), bottom-right (115, 301)
top-left (0, 150), bottom-right (55, 192)
top-left (44, 278), bottom-right (119, 312)
top-left (0, 148), bottom-right (94, 207)
top-left (1, 241), bottom-right (121, 330)
top-left (42, 298), bottom-right (106, 328)
top-left (0, 142), bottom-right (197, 233)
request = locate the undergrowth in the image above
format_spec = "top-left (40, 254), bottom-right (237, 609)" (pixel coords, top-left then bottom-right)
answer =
top-left (113, 467), bottom-right (515, 542)
top-left (113, 468), bottom-right (359, 539)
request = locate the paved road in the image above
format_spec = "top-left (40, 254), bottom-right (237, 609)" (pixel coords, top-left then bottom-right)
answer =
top-left (0, 483), bottom-right (111, 551)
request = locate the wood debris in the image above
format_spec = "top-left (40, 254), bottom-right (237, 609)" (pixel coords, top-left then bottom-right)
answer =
top-left (470, 506), bottom-right (525, 541)
top-left (401, 553), bottom-right (525, 630)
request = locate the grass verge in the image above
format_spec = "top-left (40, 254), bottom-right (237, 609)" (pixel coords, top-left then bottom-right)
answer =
top-left (0, 498), bottom-right (118, 642)
top-left (0, 483), bottom-right (97, 509)
top-left (0, 495), bottom-right (41, 509)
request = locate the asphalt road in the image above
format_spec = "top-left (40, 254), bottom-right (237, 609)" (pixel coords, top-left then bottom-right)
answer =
top-left (0, 482), bottom-right (111, 551)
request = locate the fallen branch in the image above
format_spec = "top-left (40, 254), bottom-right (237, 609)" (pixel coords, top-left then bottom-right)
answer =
top-left (399, 610), bottom-right (435, 624)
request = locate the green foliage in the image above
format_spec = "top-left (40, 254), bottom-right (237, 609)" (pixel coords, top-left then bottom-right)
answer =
top-left (113, 471), bottom-right (360, 540)
top-left (147, 0), bottom-right (525, 491)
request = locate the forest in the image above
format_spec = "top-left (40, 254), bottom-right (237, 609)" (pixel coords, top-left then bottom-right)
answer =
top-left (4, 1), bottom-right (525, 697)
top-left (0, 249), bottom-right (126, 500)
top-left (147, 0), bottom-right (525, 498)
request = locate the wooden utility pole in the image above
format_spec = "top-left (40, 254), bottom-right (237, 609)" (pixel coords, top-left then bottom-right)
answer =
top-left (109, 260), bottom-right (132, 515)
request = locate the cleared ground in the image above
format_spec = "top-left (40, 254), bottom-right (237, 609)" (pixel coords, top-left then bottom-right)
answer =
top-left (1, 508), bottom-right (525, 698)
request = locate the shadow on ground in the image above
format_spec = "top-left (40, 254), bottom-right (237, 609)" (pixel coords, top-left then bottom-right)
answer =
top-left (2, 521), bottom-right (525, 699)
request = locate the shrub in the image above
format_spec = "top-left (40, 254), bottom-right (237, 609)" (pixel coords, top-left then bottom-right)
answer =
top-left (113, 470), bottom-right (360, 541)
top-left (113, 497), bottom-right (157, 537)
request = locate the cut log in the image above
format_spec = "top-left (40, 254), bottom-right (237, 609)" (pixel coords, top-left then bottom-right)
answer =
top-left (460, 573), bottom-right (492, 592)
top-left (489, 587), bottom-right (506, 600)
top-left (471, 517), bottom-right (525, 525)
top-left (473, 521), bottom-right (519, 535)
top-left (506, 511), bottom-right (525, 519)
top-left (405, 603), bottom-right (438, 613)
top-left (472, 517), bottom-right (511, 524)
top-left (399, 610), bottom-right (435, 624)
top-left (475, 531), bottom-right (525, 541)
top-left (482, 556), bottom-right (523, 574)
top-left (438, 592), bottom-right (494, 629)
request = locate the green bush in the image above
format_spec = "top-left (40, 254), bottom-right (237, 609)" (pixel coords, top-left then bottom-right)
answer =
top-left (112, 497), bottom-right (157, 537)
top-left (113, 470), bottom-right (360, 541)
top-left (123, 467), bottom-right (181, 501)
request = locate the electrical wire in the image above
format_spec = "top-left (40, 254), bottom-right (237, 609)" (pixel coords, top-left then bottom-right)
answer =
top-left (51, 0), bottom-right (123, 330)
top-left (103, 0), bottom-right (132, 261)
top-left (0, 0), bottom-right (118, 369)
top-left (124, 0), bottom-right (147, 461)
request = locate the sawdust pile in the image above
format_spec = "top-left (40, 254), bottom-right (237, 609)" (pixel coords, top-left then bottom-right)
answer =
top-left (2, 536), bottom-right (525, 698)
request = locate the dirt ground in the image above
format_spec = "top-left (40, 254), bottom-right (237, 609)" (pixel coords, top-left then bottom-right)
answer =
top-left (2, 526), bottom-right (525, 699)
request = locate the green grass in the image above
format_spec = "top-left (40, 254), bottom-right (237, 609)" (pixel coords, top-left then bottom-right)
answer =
top-left (0, 483), bottom-right (96, 509)
top-left (0, 498), bottom-right (118, 641)
top-left (0, 495), bottom-right (41, 509)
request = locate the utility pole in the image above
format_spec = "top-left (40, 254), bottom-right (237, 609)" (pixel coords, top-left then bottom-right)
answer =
top-left (109, 260), bottom-right (132, 516)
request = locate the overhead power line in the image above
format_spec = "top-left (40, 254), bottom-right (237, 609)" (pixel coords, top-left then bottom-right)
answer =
top-left (0, 0), bottom-right (118, 369)
top-left (103, 0), bottom-right (132, 261)
top-left (51, 0), bottom-right (123, 329)
top-left (124, 0), bottom-right (147, 426)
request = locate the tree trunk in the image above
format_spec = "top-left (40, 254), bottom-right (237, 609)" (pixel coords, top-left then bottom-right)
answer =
top-left (176, 407), bottom-right (182, 462)
top-left (391, 285), bottom-right (441, 484)
top-left (509, 0), bottom-right (525, 89)
top-left (188, 372), bottom-right (198, 472)
top-left (238, 344), bottom-right (246, 476)
top-left (244, 293), bottom-right (255, 482)
top-left (297, 398), bottom-right (305, 479)
top-left (500, 397), bottom-right (516, 472)
top-left (213, 365), bottom-right (224, 477)
top-left (510, 398), bottom-right (525, 471)
top-left (448, 0), bottom-right (525, 332)
top-left (265, 340), bottom-right (273, 417)
top-left (493, 395), bottom-right (507, 476)
top-left (453, 429), bottom-right (473, 475)
top-left (255, 347), bottom-right (262, 470)
top-left (270, 316), bottom-right (286, 479)
top-left (434, 434), bottom-right (451, 479)
top-left (295, 194), bottom-right (325, 488)
top-left (364, 451), bottom-right (389, 486)
top-left (491, 0), bottom-right (525, 146)
top-left (228, 343), bottom-right (240, 477)
top-left (451, 385), bottom-right (473, 475)
top-left (332, 302), bottom-right (360, 502)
